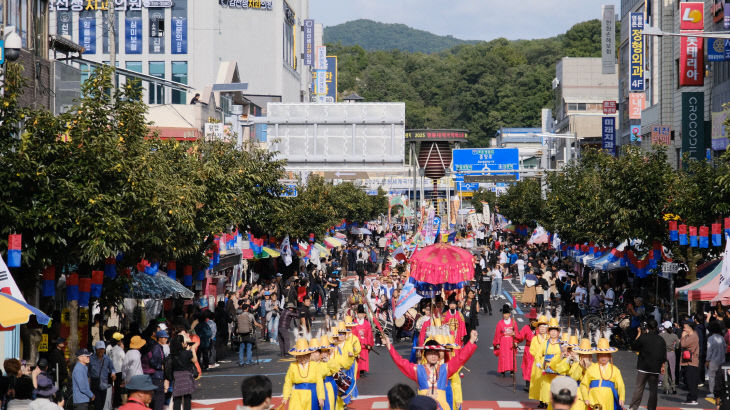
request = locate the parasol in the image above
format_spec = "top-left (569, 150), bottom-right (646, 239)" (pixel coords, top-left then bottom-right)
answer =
top-left (324, 237), bottom-right (345, 248)
top-left (408, 243), bottom-right (475, 297)
top-left (0, 292), bottom-right (51, 327)
top-left (313, 243), bottom-right (330, 256)
top-left (334, 232), bottom-right (347, 240)
top-left (262, 247), bottom-right (281, 258)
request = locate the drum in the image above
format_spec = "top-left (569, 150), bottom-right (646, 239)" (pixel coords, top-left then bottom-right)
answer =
top-left (402, 308), bottom-right (418, 331)
top-left (333, 370), bottom-right (354, 396)
top-left (394, 316), bottom-right (406, 328)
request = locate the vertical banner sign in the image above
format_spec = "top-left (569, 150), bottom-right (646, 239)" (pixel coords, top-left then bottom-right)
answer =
top-left (316, 70), bottom-right (327, 96)
top-left (602, 117), bottom-right (616, 155)
top-left (303, 19), bottom-right (314, 66)
top-left (629, 13), bottom-right (644, 91)
top-left (125, 12), bottom-right (142, 54)
top-left (601, 5), bottom-right (616, 74)
top-left (172, 2), bottom-right (188, 55)
top-left (650, 125), bottom-right (671, 145)
top-left (149, 8), bottom-right (165, 54)
top-left (79, 12), bottom-right (96, 54)
top-left (325, 56), bottom-right (338, 102)
top-left (628, 93), bottom-right (645, 119)
top-left (57, 11), bottom-right (72, 37)
top-left (725, 3), bottom-right (730, 29)
top-left (315, 46), bottom-right (327, 70)
top-left (680, 2), bottom-right (705, 31)
top-left (679, 36), bottom-right (704, 86)
top-left (682, 92), bottom-right (706, 161)
top-left (630, 124), bottom-right (642, 143)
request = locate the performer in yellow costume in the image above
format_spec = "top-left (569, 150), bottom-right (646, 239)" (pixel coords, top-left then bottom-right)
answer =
top-left (282, 335), bottom-right (325, 410)
top-left (580, 338), bottom-right (625, 410)
top-left (528, 315), bottom-right (549, 406)
top-left (549, 336), bottom-right (594, 410)
top-left (310, 333), bottom-right (339, 410)
top-left (531, 318), bottom-right (565, 408)
top-left (343, 316), bottom-right (361, 403)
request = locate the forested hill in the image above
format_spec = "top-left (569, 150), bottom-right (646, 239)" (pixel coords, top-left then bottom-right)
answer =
top-left (327, 20), bottom-right (616, 148)
top-left (323, 19), bottom-right (477, 53)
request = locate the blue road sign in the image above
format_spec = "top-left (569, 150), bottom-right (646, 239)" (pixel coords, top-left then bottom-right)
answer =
top-left (452, 148), bottom-right (519, 181)
top-left (280, 184), bottom-right (298, 197)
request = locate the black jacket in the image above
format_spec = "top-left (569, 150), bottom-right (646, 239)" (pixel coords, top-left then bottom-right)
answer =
top-left (716, 364), bottom-right (730, 410)
top-left (632, 332), bottom-right (667, 373)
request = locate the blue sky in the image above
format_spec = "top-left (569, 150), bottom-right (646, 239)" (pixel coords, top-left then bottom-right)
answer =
top-left (310, 0), bottom-right (621, 41)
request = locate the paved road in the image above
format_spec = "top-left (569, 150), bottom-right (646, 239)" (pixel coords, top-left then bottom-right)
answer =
top-left (192, 276), bottom-right (714, 409)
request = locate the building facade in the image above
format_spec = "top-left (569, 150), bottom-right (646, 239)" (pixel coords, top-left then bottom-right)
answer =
top-left (49, 0), bottom-right (312, 105)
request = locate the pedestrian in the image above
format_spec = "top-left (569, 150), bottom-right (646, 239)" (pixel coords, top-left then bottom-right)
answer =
top-left (659, 321), bottom-right (679, 395)
top-left (46, 338), bottom-right (68, 389)
top-left (492, 264), bottom-right (503, 300)
top-left (118, 375), bottom-right (157, 410)
top-left (30, 375), bottom-right (63, 410)
top-left (278, 302), bottom-right (299, 356)
top-left (124, 336), bottom-right (145, 384)
top-left (193, 313), bottom-right (212, 370)
top-left (493, 304), bottom-right (520, 377)
top-left (707, 320), bottom-right (727, 399)
top-left (387, 384), bottom-right (415, 410)
top-left (281, 336), bottom-right (325, 410)
top-left (107, 332), bottom-right (125, 408)
top-left (88, 341), bottom-right (116, 410)
top-left (461, 288), bottom-right (479, 334)
top-left (713, 358), bottom-right (730, 410)
top-left (479, 259), bottom-right (493, 315)
top-left (164, 335), bottom-right (197, 410)
top-left (204, 312), bottom-right (219, 368)
top-left (550, 376), bottom-right (577, 410)
top-left (628, 319), bottom-right (665, 410)
top-left (680, 319), bottom-right (700, 405)
top-left (522, 271), bottom-right (537, 308)
top-left (141, 330), bottom-right (166, 410)
top-left (71, 349), bottom-right (94, 410)
top-left (236, 304), bottom-right (262, 366)
top-left (7, 372), bottom-right (33, 410)
top-left (240, 375), bottom-right (272, 410)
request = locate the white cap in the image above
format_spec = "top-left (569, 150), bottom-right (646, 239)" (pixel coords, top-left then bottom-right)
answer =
top-left (662, 321), bottom-right (673, 330)
top-left (159, 323), bottom-right (168, 331)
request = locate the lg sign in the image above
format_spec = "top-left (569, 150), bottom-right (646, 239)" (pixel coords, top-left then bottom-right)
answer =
top-left (680, 2), bottom-right (704, 30)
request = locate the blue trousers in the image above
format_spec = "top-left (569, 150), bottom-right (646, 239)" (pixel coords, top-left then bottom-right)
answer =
top-left (239, 341), bottom-right (253, 364)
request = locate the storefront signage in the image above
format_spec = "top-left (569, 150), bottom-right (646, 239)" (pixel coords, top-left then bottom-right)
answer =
top-left (682, 92), bottom-right (706, 161)
top-left (725, 3), bottom-right (730, 29)
top-left (125, 14), bottom-right (142, 54)
top-left (629, 12), bottom-right (644, 91)
top-left (680, 2), bottom-right (705, 31)
top-left (651, 125), bottom-right (671, 145)
top-left (630, 124), bottom-right (642, 143)
top-left (602, 117), bottom-right (616, 155)
top-left (50, 0), bottom-right (172, 11)
top-left (708, 38), bottom-right (730, 62)
top-left (219, 0), bottom-right (273, 10)
top-left (602, 100), bottom-right (617, 115)
top-left (57, 11), bottom-right (73, 37)
top-left (679, 36), bottom-right (704, 86)
top-left (172, 15), bottom-right (187, 54)
top-left (712, 111), bottom-right (728, 150)
top-left (601, 5), bottom-right (616, 74)
top-left (405, 130), bottom-right (469, 141)
top-left (304, 20), bottom-right (314, 66)
top-left (628, 93), bottom-right (645, 120)
top-left (79, 13), bottom-right (96, 54)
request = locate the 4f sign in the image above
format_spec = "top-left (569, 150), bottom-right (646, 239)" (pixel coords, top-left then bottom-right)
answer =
top-left (681, 2), bottom-right (704, 31)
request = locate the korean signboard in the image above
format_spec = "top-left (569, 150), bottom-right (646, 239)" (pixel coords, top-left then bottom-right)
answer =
top-left (726, 3), bottom-right (730, 29)
top-left (452, 148), bottom-right (520, 173)
top-left (172, 13), bottom-right (187, 54)
top-left (304, 20), bottom-right (314, 66)
top-left (404, 130), bottom-right (468, 141)
top-left (219, 0), bottom-right (273, 10)
top-left (602, 117), bottom-right (616, 155)
top-left (310, 56), bottom-right (338, 102)
top-left (79, 12), bottom-right (96, 54)
top-left (125, 12), bottom-right (142, 54)
top-left (707, 38), bottom-right (730, 62)
top-left (50, 0), bottom-right (171, 11)
top-left (601, 5), bottom-right (616, 74)
top-left (680, 36), bottom-right (704, 86)
top-left (629, 12), bottom-right (644, 91)
top-left (712, 111), bottom-right (728, 150)
top-left (630, 124), bottom-right (642, 143)
top-left (680, 2), bottom-right (704, 31)
top-left (602, 100), bottom-right (617, 115)
top-left (651, 125), bottom-right (671, 145)
top-left (682, 92), bottom-right (706, 161)
top-left (628, 93), bottom-right (645, 120)
top-left (57, 11), bottom-right (72, 37)
top-left (316, 46), bottom-right (327, 70)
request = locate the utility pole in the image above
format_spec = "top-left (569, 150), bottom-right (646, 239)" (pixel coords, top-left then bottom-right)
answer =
top-left (108, 5), bottom-right (116, 95)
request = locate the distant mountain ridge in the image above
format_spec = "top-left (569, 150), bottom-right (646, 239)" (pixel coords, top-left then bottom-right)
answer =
top-left (323, 19), bottom-right (478, 54)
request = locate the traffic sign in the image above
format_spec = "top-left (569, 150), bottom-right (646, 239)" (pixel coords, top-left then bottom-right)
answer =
top-left (464, 174), bottom-right (517, 183)
top-left (452, 148), bottom-right (519, 173)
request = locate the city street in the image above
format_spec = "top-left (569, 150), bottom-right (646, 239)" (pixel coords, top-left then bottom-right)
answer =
top-left (191, 277), bottom-right (714, 410)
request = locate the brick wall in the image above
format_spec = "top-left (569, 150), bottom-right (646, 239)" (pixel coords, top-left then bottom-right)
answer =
top-left (15, 49), bottom-right (53, 111)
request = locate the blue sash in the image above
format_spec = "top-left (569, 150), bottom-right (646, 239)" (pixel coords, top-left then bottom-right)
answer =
top-left (344, 362), bottom-right (358, 404)
top-left (543, 341), bottom-right (559, 374)
top-left (446, 379), bottom-right (453, 410)
top-left (589, 379), bottom-right (621, 410)
top-left (294, 383), bottom-right (321, 410)
top-left (323, 376), bottom-right (336, 410)
top-left (410, 331), bottom-right (419, 363)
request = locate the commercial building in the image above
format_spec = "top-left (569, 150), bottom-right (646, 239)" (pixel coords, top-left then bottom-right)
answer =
top-left (553, 57), bottom-right (618, 161)
top-left (49, 0), bottom-right (313, 108)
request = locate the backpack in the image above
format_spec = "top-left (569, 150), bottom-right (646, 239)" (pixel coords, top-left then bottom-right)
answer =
top-left (236, 312), bottom-right (252, 334)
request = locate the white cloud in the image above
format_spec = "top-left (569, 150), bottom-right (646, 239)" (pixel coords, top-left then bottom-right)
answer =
top-left (312, 0), bottom-right (621, 41)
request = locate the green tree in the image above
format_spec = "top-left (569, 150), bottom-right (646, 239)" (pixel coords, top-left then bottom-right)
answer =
top-left (495, 179), bottom-right (544, 227)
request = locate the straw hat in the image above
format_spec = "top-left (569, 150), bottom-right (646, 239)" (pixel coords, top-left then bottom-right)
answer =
top-left (594, 338), bottom-right (618, 354)
top-left (130, 335), bottom-right (146, 350)
top-left (336, 321), bottom-right (349, 333)
top-left (345, 316), bottom-right (357, 327)
top-left (573, 338), bottom-right (595, 355)
top-left (532, 314), bottom-right (548, 328)
top-left (289, 337), bottom-right (313, 356)
top-left (309, 336), bottom-right (324, 351)
top-left (547, 318), bottom-right (561, 330)
top-left (416, 338), bottom-right (450, 351)
top-left (566, 335), bottom-right (579, 348)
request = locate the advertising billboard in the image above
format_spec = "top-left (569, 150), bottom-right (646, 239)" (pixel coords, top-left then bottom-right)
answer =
top-left (682, 92), bottom-right (706, 161)
top-left (679, 36), bottom-right (704, 86)
top-left (680, 2), bottom-right (705, 31)
top-left (601, 5), bottom-right (616, 74)
top-left (602, 117), bottom-right (616, 155)
top-left (303, 19), bottom-right (314, 66)
top-left (452, 148), bottom-right (519, 182)
top-left (629, 12), bottom-right (644, 91)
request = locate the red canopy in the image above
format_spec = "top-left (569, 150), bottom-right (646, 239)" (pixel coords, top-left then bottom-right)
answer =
top-left (409, 243), bottom-right (474, 285)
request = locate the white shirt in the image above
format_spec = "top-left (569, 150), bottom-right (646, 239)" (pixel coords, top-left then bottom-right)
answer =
top-left (516, 259), bottom-right (525, 273)
top-left (108, 344), bottom-right (125, 374)
top-left (492, 268), bottom-right (502, 279)
top-left (499, 252), bottom-right (508, 264)
top-left (604, 288), bottom-right (615, 306)
top-left (122, 349), bottom-right (143, 383)
top-left (574, 286), bottom-right (587, 304)
top-left (479, 257), bottom-right (486, 270)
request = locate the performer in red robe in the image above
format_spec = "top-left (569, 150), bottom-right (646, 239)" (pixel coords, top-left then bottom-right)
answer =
top-left (442, 295), bottom-right (467, 346)
top-left (354, 305), bottom-right (374, 377)
top-left (519, 308), bottom-right (538, 391)
top-left (492, 304), bottom-right (520, 376)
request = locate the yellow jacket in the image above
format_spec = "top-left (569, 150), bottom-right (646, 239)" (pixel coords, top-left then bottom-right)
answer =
top-left (579, 363), bottom-right (625, 410)
top-left (282, 362), bottom-right (325, 410)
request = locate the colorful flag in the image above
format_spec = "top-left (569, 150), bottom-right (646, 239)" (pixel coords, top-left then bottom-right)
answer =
top-left (90, 270), bottom-right (103, 298)
top-left (669, 221), bottom-right (678, 241)
top-left (281, 236), bottom-right (292, 266)
top-left (689, 226), bottom-right (698, 247)
top-left (42, 266), bottom-right (55, 298)
top-left (699, 226), bottom-right (709, 248)
top-left (183, 265), bottom-right (193, 287)
top-left (679, 224), bottom-right (688, 245)
top-left (79, 278), bottom-right (91, 307)
top-left (394, 281), bottom-right (422, 318)
top-left (713, 223), bottom-right (722, 246)
top-left (720, 235), bottom-right (730, 295)
top-left (66, 273), bottom-right (79, 301)
top-left (104, 257), bottom-right (117, 278)
top-left (7, 234), bottom-right (21, 268)
top-left (167, 261), bottom-right (176, 280)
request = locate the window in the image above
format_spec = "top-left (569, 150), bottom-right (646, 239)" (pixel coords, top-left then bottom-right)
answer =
top-left (283, 21), bottom-right (294, 68)
top-left (80, 63), bottom-right (91, 85)
top-left (171, 61), bottom-right (187, 104)
top-left (125, 61), bottom-right (143, 99)
top-left (566, 103), bottom-right (587, 111)
top-left (149, 61), bottom-right (165, 104)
